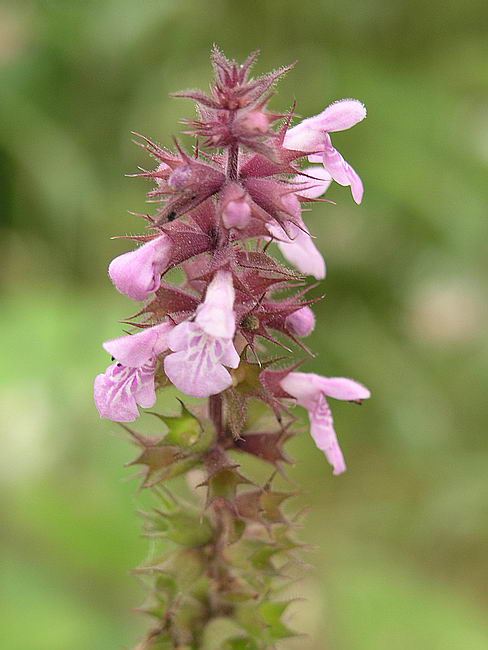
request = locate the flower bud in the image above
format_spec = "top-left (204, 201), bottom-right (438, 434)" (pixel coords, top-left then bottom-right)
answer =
top-left (222, 198), bottom-right (252, 229)
top-left (167, 161), bottom-right (225, 199)
top-left (168, 164), bottom-right (193, 190)
top-left (108, 235), bottom-right (172, 301)
top-left (219, 182), bottom-right (252, 230)
top-left (240, 109), bottom-right (270, 134)
top-left (153, 161), bottom-right (170, 187)
top-left (285, 306), bottom-right (315, 337)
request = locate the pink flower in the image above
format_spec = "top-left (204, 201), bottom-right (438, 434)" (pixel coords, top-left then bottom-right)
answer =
top-left (164, 271), bottom-right (239, 398)
top-left (266, 192), bottom-right (326, 280)
top-left (284, 99), bottom-right (366, 204)
top-left (285, 306), bottom-right (315, 337)
top-left (280, 372), bottom-right (371, 475)
top-left (94, 322), bottom-right (173, 422)
top-left (108, 235), bottom-right (173, 301)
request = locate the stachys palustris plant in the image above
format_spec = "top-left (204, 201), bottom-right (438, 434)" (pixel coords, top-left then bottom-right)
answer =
top-left (94, 46), bottom-right (370, 650)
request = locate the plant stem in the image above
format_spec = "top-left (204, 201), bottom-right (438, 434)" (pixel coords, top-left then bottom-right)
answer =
top-left (226, 141), bottom-right (239, 181)
top-left (209, 394), bottom-right (223, 438)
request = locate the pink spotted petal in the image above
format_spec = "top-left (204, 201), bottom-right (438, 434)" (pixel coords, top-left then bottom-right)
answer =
top-left (313, 99), bottom-right (366, 133)
top-left (165, 321), bottom-right (238, 398)
top-left (94, 370), bottom-right (139, 422)
top-left (103, 322), bottom-right (173, 368)
top-left (108, 235), bottom-right (172, 301)
top-left (196, 270), bottom-right (236, 339)
top-left (167, 321), bottom-right (202, 353)
top-left (94, 361), bottom-right (156, 422)
top-left (164, 345), bottom-right (233, 398)
top-left (322, 134), bottom-right (364, 204)
top-left (134, 370), bottom-right (159, 408)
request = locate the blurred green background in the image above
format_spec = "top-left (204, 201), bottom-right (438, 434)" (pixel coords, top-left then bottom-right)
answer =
top-left (1, 1), bottom-right (488, 648)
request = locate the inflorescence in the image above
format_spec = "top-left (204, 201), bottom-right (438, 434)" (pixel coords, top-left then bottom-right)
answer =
top-left (94, 47), bottom-right (370, 649)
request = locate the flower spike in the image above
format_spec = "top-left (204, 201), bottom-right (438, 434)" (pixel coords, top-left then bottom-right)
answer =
top-left (94, 48), bottom-right (371, 649)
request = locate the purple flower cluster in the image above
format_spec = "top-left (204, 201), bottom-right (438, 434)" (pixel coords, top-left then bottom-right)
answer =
top-left (94, 48), bottom-right (370, 474)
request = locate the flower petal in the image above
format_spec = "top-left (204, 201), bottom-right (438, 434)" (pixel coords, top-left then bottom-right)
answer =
top-left (291, 166), bottom-right (332, 199)
top-left (314, 99), bottom-right (366, 133)
top-left (222, 199), bottom-right (252, 229)
top-left (309, 394), bottom-right (346, 475)
top-left (282, 372), bottom-right (370, 403)
top-left (165, 321), bottom-right (238, 398)
top-left (307, 153), bottom-right (324, 164)
top-left (94, 361), bottom-right (156, 422)
top-left (103, 322), bottom-right (173, 368)
top-left (312, 375), bottom-right (371, 402)
top-left (283, 120), bottom-right (324, 152)
top-left (285, 306), bottom-right (315, 337)
top-left (283, 99), bottom-right (366, 152)
top-left (220, 339), bottom-right (240, 368)
top-left (134, 366), bottom-right (158, 408)
top-left (196, 270), bottom-right (236, 339)
top-left (321, 134), bottom-right (364, 204)
top-left (167, 321), bottom-right (201, 352)
top-left (267, 219), bottom-right (326, 280)
top-left (164, 346), bottom-right (233, 398)
top-left (280, 372), bottom-right (318, 405)
top-left (108, 235), bottom-right (172, 301)
top-left (280, 372), bottom-right (351, 475)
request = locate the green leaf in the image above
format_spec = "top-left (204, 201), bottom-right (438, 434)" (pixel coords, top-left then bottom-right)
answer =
top-left (250, 544), bottom-right (281, 573)
top-left (259, 600), bottom-right (296, 640)
top-left (203, 466), bottom-right (252, 506)
top-left (148, 508), bottom-right (214, 547)
top-left (150, 402), bottom-right (203, 448)
top-left (148, 548), bottom-right (206, 591)
top-left (232, 360), bottom-right (263, 396)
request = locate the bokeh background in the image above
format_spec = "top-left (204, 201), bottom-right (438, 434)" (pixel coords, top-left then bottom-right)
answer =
top-left (1, 1), bottom-right (488, 648)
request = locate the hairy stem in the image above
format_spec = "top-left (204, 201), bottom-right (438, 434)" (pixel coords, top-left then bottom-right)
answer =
top-left (226, 141), bottom-right (239, 181)
top-left (208, 394), bottom-right (223, 438)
